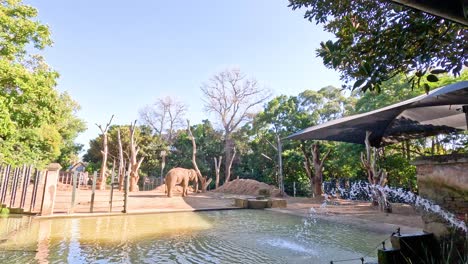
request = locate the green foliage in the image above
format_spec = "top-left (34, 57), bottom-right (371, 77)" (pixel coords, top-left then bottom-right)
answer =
top-left (288, 0), bottom-right (467, 92)
top-left (381, 153), bottom-right (417, 190)
top-left (168, 120), bottom-right (224, 179)
top-left (0, 1), bottom-right (85, 167)
top-left (83, 125), bottom-right (164, 177)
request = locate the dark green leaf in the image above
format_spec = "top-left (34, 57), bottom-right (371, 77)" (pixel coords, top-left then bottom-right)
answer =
top-left (430, 69), bottom-right (446, 74)
top-left (426, 74), bottom-right (439, 82)
top-left (352, 79), bottom-right (366, 90)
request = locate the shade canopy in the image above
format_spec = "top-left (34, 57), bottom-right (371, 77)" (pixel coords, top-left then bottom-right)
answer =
top-left (287, 81), bottom-right (468, 147)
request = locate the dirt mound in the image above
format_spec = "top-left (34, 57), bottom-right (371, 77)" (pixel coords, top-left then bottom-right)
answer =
top-left (212, 179), bottom-right (284, 197)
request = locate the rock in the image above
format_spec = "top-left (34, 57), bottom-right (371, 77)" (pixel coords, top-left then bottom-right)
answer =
top-left (248, 199), bottom-right (268, 209)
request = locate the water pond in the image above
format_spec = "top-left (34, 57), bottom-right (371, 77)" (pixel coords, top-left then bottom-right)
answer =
top-left (0, 210), bottom-right (387, 263)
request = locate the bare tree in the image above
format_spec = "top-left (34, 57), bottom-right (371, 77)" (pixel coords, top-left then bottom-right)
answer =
top-left (213, 156), bottom-right (222, 189)
top-left (117, 128), bottom-right (125, 191)
top-left (187, 120), bottom-right (211, 192)
top-left (96, 115), bottom-right (114, 190)
top-left (360, 131), bottom-right (391, 212)
top-left (201, 69), bottom-right (270, 184)
top-left (129, 121), bottom-right (145, 192)
top-left (139, 96), bottom-right (187, 143)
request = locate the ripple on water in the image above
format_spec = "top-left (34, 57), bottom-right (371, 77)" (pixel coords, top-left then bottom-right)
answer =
top-left (0, 210), bottom-right (385, 263)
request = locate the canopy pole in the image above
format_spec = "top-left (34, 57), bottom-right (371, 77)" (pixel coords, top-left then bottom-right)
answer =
top-left (463, 105), bottom-right (468, 130)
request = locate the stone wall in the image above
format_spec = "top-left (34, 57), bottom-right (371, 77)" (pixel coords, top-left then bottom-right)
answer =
top-left (412, 154), bottom-right (468, 237)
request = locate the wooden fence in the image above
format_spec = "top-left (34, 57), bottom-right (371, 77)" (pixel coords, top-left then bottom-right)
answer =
top-left (0, 164), bottom-right (45, 214)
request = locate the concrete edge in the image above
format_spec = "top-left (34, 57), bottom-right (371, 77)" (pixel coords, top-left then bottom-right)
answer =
top-left (35, 206), bottom-right (244, 220)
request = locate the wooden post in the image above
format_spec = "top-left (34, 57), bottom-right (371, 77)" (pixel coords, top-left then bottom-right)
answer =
top-left (90, 171), bottom-right (97, 213)
top-left (19, 165), bottom-right (32, 209)
top-left (122, 171), bottom-right (129, 213)
top-left (40, 163), bottom-right (61, 216)
top-left (9, 167), bottom-right (20, 208)
top-left (109, 169), bottom-right (115, 212)
top-left (70, 171), bottom-right (78, 214)
top-left (0, 165), bottom-right (9, 206)
top-left (29, 170), bottom-right (41, 212)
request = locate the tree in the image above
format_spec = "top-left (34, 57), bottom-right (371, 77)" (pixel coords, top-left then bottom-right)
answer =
top-left (96, 115), bottom-right (113, 190)
top-left (83, 125), bottom-right (164, 187)
top-left (201, 69), bottom-right (271, 184)
top-left (128, 121), bottom-right (145, 192)
top-left (0, 1), bottom-right (84, 167)
top-left (288, 0), bottom-right (467, 93)
top-left (186, 120), bottom-right (212, 192)
top-left (139, 96), bottom-right (187, 143)
top-left (168, 120), bottom-right (223, 187)
top-left (298, 86), bottom-right (351, 196)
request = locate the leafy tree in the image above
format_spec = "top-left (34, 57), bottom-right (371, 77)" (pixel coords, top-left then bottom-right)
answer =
top-left (168, 120), bottom-right (223, 186)
top-left (289, 0), bottom-right (467, 92)
top-left (83, 125), bottom-right (164, 181)
top-left (0, 1), bottom-right (84, 167)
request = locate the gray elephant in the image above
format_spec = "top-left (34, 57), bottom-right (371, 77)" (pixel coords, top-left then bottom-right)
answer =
top-left (164, 167), bottom-right (199, 197)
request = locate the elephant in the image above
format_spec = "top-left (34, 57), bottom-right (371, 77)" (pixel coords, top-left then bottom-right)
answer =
top-left (164, 167), bottom-right (199, 197)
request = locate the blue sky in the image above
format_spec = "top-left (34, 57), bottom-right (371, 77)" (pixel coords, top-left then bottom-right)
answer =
top-left (25, 0), bottom-right (342, 149)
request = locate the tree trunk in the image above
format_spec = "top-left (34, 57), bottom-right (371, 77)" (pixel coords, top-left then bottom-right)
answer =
top-left (360, 131), bottom-right (391, 212)
top-left (96, 115), bottom-right (114, 190)
top-left (117, 129), bottom-right (125, 191)
top-left (129, 121), bottom-right (144, 192)
top-left (300, 143), bottom-right (315, 197)
top-left (224, 135), bottom-right (234, 183)
top-left (214, 156), bottom-right (222, 189)
top-left (187, 120), bottom-right (211, 192)
top-left (98, 133), bottom-right (108, 190)
top-left (311, 142), bottom-right (330, 197)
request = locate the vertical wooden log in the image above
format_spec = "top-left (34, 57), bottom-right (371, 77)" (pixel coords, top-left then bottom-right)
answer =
top-left (109, 169), bottom-right (115, 212)
top-left (90, 171), bottom-right (97, 213)
top-left (70, 171), bottom-right (78, 214)
top-left (0, 165), bottom-right (10, 205)
top-left (40, 163), bottom-right (61, 216)
top-left (19, 165), bottom-right (32, 209)
top-left (122, 170), bottom-right (129, 213)
top-left (9, 167), bottom-right (20, 208)
top-left (29, 170), bottom-right (41, 212)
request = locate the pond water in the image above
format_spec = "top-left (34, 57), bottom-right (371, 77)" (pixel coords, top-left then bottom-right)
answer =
top-left (0, 210), bottom-right (387, 263)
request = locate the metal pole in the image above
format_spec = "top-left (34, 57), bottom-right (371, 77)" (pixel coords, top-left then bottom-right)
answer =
top-left (277, 134), bottom-right (284, 196)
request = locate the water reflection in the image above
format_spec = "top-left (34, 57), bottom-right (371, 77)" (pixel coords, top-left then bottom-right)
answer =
top-left (0, 210), bottom-right (386, 263)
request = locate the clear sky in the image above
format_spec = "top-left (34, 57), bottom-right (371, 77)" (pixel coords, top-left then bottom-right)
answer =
top-left (25, 0), bottom-right (342, 149)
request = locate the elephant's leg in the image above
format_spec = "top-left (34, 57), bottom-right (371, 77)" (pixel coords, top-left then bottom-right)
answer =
top-left (167, 183), bottom-right (172, 197)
